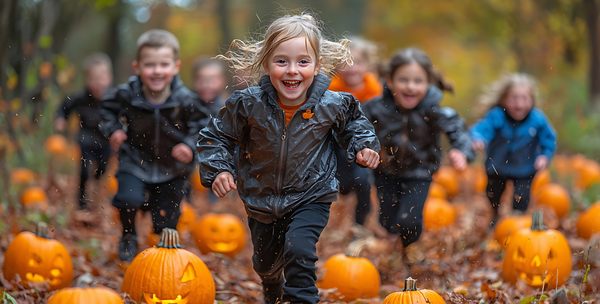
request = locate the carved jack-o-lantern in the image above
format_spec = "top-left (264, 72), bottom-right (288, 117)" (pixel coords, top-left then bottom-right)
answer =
top-left (502, 211), bottom-right (572, 288)
top-left (2, 222), bottom-right (73, 291)
top-left (122, 228), bottom-right (215, 304)
top-left (191, 213), bottom-right (246, 258)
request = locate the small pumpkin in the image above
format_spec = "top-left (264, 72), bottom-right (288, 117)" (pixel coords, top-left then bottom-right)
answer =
top-left (381, 277), bottom-right (445, 304)
top-left (2, 222), bottom-right (73, 291)
top-left (423, 197), bottom-right (456, 231)
top-left (470, 164), bottom-right (488, 193)
top-left (190, 168), bottom-right (208, 194)
top-left (20, 186), bottom-right (49, 212)
top-left (574, 159), bottom-right (600, 191)
top-left (122, 228), bottom-right (216, 304)
top-left (177, 202), bottom-right (196, 233)
top-left (494, 214), bottom-right (531, 248)
top-left (576, 202), bottom-right (600, 240)
top-left (47, 287), bottom-right (124, 304)
top-left (531, 169), bottom-right (551, 200)
top-left (44, 134), bottom-right (68, 156)
top-left (432, 166), bottom-right (460, 199)
top-left (428, 182), bottom-right (447, 200)
top-left (192, 213), bottom-right (246, 258)
top-left (317, 239), bottom-right (380, 302)
top-left (536, 183), bottom-right (570, 218)
top-left (10, 168), bottom-right (35, 185)
top-left (551, 154), bottom-right (571, 177)
top-left (502, 211), bottom-right (572, 288)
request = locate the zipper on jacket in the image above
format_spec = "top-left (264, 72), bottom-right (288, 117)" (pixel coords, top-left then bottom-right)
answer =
top-left (400, 115), bottom-right (408, 164)
top-left (152, 108), bottom-right (160, 182)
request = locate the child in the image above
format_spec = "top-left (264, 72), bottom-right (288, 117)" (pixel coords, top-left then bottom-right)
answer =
top-left (54, 52), bottom-right (113, 209)
top-left (363, 47), bottom-right (474, 258)
top-left (470, 73), bottom-right (556, 226)
top-left (197, 14), bottom-right (380, 304)
top-left (100, 29), bottom-right (209, 262)
top-left (329, 36), bottom-right (383, 229)
top-left (192, 56), bottom-right (228, 117)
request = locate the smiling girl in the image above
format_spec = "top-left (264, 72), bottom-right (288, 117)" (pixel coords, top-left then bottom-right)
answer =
top-left (363, 47), bottom-right (474, 262)
top-left (197, 13), bottom-right (380, 304)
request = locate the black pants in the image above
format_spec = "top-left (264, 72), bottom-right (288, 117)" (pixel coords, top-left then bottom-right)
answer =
top-left (486, 174), bottom-right (534, 219)
top-left (335, 144), bottom-right (372, 225)
top-left (375, 174), bottom-right (431, 248)
top-left (78, 138), bottom-right (111, 207)
top-left (249, 202), bottom-right (330, 304)
top-left (113, 172), bottom-right (185, 235)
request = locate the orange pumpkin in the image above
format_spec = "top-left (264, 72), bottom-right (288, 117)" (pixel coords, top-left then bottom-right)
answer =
top-left (502, 211), bottom-right (572, 288)
top-left (530, 169), bottom-right (551, 200)
top-left (317, 240), bottom-right (380, 302)
top-left (48, 287), bottom-right (124, 304)
top-left (536, 183), bottom-right (571, 218)
top-left (44, 134), bottom-right (68, 156)
top-left (10, 168), bottom-right (35, 185)
top-left (122, 228), bottom-right (215, 304)
top-left (21, 186), bottom-right (49, 212)
top-left (576, 202), bottom-right (600, 240)
top-left (423, 197), bottom-right (456, 231)
top-left (494, 215), bottom-right (531, 248)
top-left (428, 182), bottom-right (447, 200)
top-left (2, 222), bottom-right (73, 291)
top-left (571, 154), bottom-right (588, 172)
top-left (432, 166), bottom-right (460, 198)
top-left (190, 168), bottom-right (208, 194)
top-left (105, 175), bottom-right (118, 196)
top-left (382, 277), bottom-right (445, 304)
top-left (551, 154), bottom-right (571, 177)
top-left (177, 202), bottom-right (197, 233)
top-left (574, 159), bottom-right (600, 191)
top-left (192, 213), bottom-right (246, 258)
top-left (470, 165), bottom-right (488, 193)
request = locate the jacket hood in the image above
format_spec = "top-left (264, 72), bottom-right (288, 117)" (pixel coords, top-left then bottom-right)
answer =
top-left (382, 85), bottom-right (443, 111)
top-left (259, 73), bottom-right (332, 108)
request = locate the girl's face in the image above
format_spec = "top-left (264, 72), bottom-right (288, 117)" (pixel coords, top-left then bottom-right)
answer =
top-left (386, 62), bottom-right (429, 109)
top-left (339, 48), bottom-right (368, 89)
top-left (264, 36), bottom-right (320, 106)
top-left (502, 84), bottom-right (533, 121)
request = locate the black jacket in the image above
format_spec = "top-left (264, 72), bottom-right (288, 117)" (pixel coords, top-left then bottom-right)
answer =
top-left (363, 86), bottom-right (475, 179)
top-left (197, 74), bottom-right (380, 224)
top-left (100, 76), bottom-right (209, 183)
top-left (57, 89), bottom-right (107, 144)
top-left (198, 95), bottom-right (227, 120)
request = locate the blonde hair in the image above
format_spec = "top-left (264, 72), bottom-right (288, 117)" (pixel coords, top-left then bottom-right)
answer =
top-left (476, 73), bottom-right (541, 116)
top-left (216, 13), bottom-right (352, 84)
top-left (346, 36), bottom-right (380, 72)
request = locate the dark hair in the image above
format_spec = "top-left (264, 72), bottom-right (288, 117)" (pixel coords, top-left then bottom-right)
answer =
top-left (191, 56), bottom-right (225, 79)
top-left (83, 52), bottom-right (112, 75)
top-left (136, 29), bottom-right (180, 60)
top-left (386, 47), bottom-right (453, 93)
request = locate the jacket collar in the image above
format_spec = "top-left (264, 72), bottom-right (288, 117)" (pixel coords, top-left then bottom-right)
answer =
top-left (259, 73), bottom-right (331, 110)
top-left (128, 75), bottom-right (184, 109)
top-left (501, 106), bottom-right (532, 125)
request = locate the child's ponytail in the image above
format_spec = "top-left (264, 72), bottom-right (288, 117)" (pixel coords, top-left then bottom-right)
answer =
top-left (431, 68), bottom-right (454, 93)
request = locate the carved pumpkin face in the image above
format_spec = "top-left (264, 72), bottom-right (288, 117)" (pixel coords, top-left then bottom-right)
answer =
top-left (502, 211), bottom-right (572, 288)
top-left (2, 222), bottom-right (73, 291)
top-left (577, 202), bottom-right (600, 240)
top-left (48, 287), bottom-right (124, 304)
top-left (122, 229), bottom-right (215, 304)
top-left (191, 213), bottom-right (246, 258)
top-left (382, 277), bottom-right (445, 304)
top-left (423, 197), bottom-right (456, 231)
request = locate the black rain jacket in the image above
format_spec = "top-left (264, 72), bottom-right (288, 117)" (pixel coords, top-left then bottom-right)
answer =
top-left (100, 76), bottom-right (209, 183)
top-left (363, 85), bottom-right (475, 179)
top-left (56, 89), bottom-right (107, 144)
top-left (197, 74), bottom-right (380, 224)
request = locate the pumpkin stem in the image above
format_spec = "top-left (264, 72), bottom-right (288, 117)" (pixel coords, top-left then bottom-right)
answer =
top-left (157, 228), bottom-right (182, 249)
top-left (345, 239), bottom-right (367, 258)
top-left (36, 222), bottom-right (50, 239)
top-left (531, 210), bottom-right (547, 231)
top-left (403, 277), bottom-right (418, 291)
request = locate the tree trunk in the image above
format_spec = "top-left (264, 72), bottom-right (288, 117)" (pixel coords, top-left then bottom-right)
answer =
top-left (584, 0), bottom-right (600, 107)
top-left (217, 0), bottom-right (232, 52)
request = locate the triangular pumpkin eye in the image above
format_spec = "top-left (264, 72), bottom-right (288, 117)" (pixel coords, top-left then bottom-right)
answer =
top-left (181, 262), bottom-right (196, 283)
top-left (548, 249), bottom-right (556, 259)
top-left (53, 256), bottom-right (64, 268)
top-left (29, 254), bottom-right (42, 267)
top-left (513, 247), bottom-right (526, 262)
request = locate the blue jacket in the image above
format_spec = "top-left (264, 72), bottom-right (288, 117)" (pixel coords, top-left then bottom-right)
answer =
top-left (470, 106), bottom-right (557, 178)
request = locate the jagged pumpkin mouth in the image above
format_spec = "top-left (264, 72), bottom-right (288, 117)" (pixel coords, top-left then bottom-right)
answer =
top-left (208, 241), bottom-right (238, 253)
top-left (518, 272), bottom-right (554, 287)
top-left (143, 291), bottom-right (190, 304)
top-left (25, 271), bottom-right (61, 286)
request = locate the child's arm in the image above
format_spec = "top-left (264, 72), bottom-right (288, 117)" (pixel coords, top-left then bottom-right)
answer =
top-left (100, 88), bottom-right (127, 149)
top-left (172, 102), bottom-right (211, 164)
top-left (434, 107), bottom-right (475, 170)
top-left (197, 91), bottom-right (246, 196)
top-left (535, 112), bottom-right (557, 170)
top-left (54, 94), bottom-right (77, 131)
top-left (469, 108), bottom-right (501, 151)
top-left (333, 93), bottom-right (381, 169)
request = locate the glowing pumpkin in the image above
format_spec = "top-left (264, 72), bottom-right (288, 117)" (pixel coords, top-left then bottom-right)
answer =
top-left (494, 215), bottom-right (531, 248)
top-left (44, 134), bottom-right (68, 156)
top-left (428, 182), bottom-right (447, 200)
top-left (122, 228), bottom-right (215, 304)
top-left (191, 213), bottom-right (246, 258)
top-left (382, 277), bottom-right (445, 304)
top-left (432, 166), bottom-right (460, 198)
top-left (536, 183), bottom-right (571, 218)
top-left (576, 202), bottom-right (600, 240)
top-left (47, 287), bottom-right (124, 304)
top-left (2, 222), bottom-right (73, 291)
top-left (423, 197), bottom-right (456, 231)
top-left (20, 186), bottom-right (49, 212)
top-left (317, 240), bottom-right (380, 301)
top-left (502, 211), bottom-right (572, 288)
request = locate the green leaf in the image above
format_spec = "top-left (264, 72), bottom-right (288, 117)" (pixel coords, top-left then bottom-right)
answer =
top-left (2, 291), bottom-right (18, 304)
top-left (584, 264), bottom-right (591, 283)
top-left (95, 0), bottom-right (117, 10)
top-left (520, 296), bottom-right (535, 304)
top-left (25, 64), bottom-right (38, 90)
top-left (38, 35), bottom-right (53, 49)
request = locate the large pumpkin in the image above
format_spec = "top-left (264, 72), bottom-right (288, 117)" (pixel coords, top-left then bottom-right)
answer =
top-left (122, 228), bottom-right (215, 304)
top-left (494, 215), bottom-right (531, 248)
top-left (423, 197), bottom-right (456, 231)
top-left (536, 183), bottom-right (570, 218)
top-left (502, 211), bottom-right (572, 288)
top-left (48, 287), bottom-right (124, 304)
top-left (428, 182), bottom-right (447, 200)
top-left (191, 213), bottom-right (246, 258)
top-left (44, 134), bottom-right (68, 156)
top-left (20, 186), bottom-right (48, 212)
top-left (531, 169), bottom-right (551, 200)
top-left (576, 202), bottom-right (600, 240)
top-left (317, 240), bottom-right (380, 302)
top-left (381, 277), bottom-right (445, 304)
top-left (2, 222), bottom-right (73, 291)
top-left (432, 166), bottom-right (460, 198)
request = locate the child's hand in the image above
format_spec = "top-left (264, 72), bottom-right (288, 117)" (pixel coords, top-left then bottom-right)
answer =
top-left (472, 140), bottom-right (486, 152)
top-left (449, 149), bottom-right (467, 171)
top-left (109, 129), bottom-right (127, 150)
top-left (213, 171), bottom-right (237, 198)
top-left (534, 155), bottom-right (549, 170)
top-left (54, 118), bottom-right (66, 132)
top-left (356, 148), bottom-right (380, 169)
top-left (172, 143), bottom-right (193, 164)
